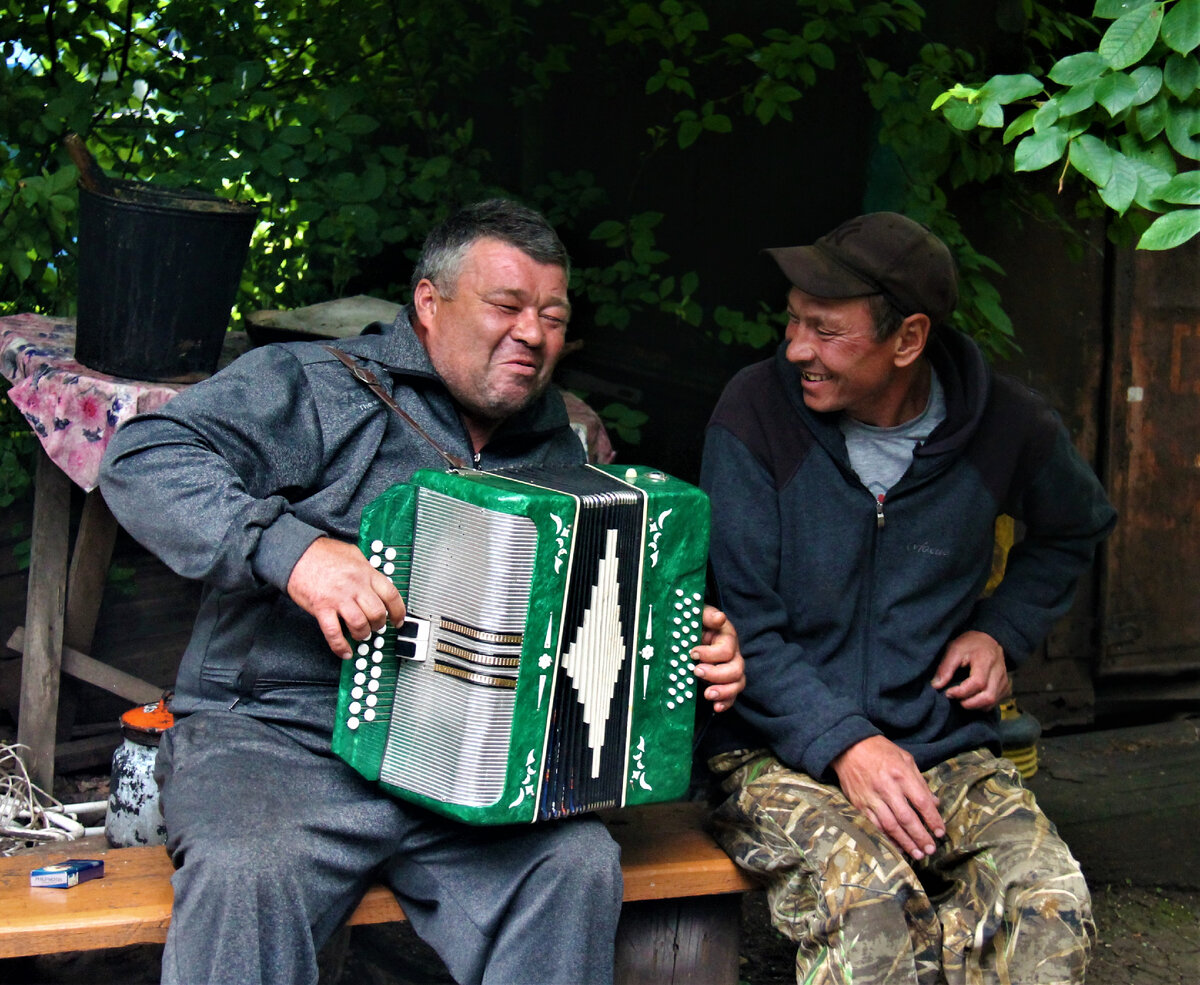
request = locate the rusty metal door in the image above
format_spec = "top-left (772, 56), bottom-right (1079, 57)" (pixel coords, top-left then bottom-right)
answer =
top-left (1102, 240), bottom-right (1200, 675)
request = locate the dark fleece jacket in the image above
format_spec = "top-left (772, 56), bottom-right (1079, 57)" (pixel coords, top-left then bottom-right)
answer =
top-left (700, 328), bottom-right (1116, 779)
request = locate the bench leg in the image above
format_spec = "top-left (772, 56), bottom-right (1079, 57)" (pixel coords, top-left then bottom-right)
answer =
top-left (615, 894), bottom-right (742, 985)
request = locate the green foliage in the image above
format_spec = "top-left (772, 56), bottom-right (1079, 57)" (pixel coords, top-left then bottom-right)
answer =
top-left (935, 0), bottom-right (1200, 250)
top-left (599, 402), bottom-right (650, 445)
top-left (0, 382), bottom-right (34, 509)
top-left (0, 0), bottom-right (1083, 447)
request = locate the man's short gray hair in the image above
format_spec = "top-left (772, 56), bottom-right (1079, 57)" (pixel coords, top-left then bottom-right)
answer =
top-left (411, 198), bottom-right (570, 298)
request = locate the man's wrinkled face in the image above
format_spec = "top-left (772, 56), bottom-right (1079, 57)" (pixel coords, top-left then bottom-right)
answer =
top-left (782, 287), bottom-right (902, 426)
top-left (415, 237), bottom-right (570, 439)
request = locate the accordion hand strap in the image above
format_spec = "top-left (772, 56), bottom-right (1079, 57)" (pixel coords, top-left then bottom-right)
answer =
top-left (323, 345), bottom-right (469, 470)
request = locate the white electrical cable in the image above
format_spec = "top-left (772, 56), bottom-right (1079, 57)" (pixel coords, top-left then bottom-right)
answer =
top-left (0, 742), bottom-right (103, 856)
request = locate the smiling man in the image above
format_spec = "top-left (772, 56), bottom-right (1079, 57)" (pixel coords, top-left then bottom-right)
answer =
top-left (100, 199), bottom-right (745, 985)
top-left (699, 212), bottom-right (1116, 985)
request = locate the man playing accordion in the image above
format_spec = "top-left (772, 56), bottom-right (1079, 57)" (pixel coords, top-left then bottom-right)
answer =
top-left (100, 199), bottom-right (745, 985)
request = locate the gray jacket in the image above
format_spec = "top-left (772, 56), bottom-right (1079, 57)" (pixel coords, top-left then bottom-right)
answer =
top-left (99, 311), bottom-right (585, 733)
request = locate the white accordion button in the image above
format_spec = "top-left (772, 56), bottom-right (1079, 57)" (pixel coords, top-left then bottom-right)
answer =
top-left (364, 708), bottom-right (376, 721)
top-left (347, 716), bottom-right (360, 730)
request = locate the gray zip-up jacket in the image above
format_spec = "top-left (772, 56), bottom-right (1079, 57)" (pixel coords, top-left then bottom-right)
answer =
top-left (99, 311), bottom-right (584, 733)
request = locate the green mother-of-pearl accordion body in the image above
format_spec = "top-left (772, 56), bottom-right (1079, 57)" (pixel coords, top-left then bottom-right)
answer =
top-left (331, 464), bottom-right (711, 824)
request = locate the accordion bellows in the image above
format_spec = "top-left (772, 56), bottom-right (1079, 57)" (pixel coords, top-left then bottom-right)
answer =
top-left (331, 464), bottom-right (711, 824)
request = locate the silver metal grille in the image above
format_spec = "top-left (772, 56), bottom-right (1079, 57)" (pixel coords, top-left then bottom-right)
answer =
top-left (378, 488), bottom-right (537, 807)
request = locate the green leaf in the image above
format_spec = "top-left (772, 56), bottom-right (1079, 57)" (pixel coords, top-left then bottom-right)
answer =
top-left (1137, 90), bottom-right (1166, 137)
top-left (1099, 152), bottom-right (1140, 212)
top-left (1135, 92), bottom-right (1167, 138)
top-left (1058, 79), bottom-right (1100, 116)
top-left (1157, 169), bottom-right (1200, 203)
top-left (979, 99), bottom-right (1005, 127)
top-left (1099, 3), bottom-right (1165, 70)
top-left (1015, 128), bottom-right (1069, 171)
top-left (942, 98), bottom-right (982, 130)
top-left (1137, 207), bottom-right (1200, 248)
top-left (1048, 51), bottom-right (1110, 85)
top-left (339, 115), bottom-right (380, 136)
top-left (1095, 71), bottom-right (1141, 114)
top-left (677, 119), bottom-right (702, 148)
top-left (978, 73), bottom-right (1044, 103)
top-left (1125, 154), bottom-right (1174, 206)
top-left (1069, 134), bottom-right (1115, 185)
top-left (1003, 107), bottom-right (1037, 143)
top-left (1033, 97), bottom-right (1062, 132)
top-left (1129, 65), bottom-right (1165, 103)
top-left (1162, 0), bottom-right (1200, 54)
top-left (1166, 104), bottom-right (1200, 158)
top-left (590, 220), bottom-right (626, 242)
top-left (1094, 0), bottom-right (1156, 18)
top-left (1164, 52), bottom-right (1200, 98)
top-left (278, 125), bottom-right (312, 146)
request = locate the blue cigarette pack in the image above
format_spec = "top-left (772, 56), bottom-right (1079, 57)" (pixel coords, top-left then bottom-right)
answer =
top-left (30, 858), bottom-right (105, 888)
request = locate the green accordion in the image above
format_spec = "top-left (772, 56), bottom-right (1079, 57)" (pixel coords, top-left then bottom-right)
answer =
top-left (331, 464), bottom-right (711, 825)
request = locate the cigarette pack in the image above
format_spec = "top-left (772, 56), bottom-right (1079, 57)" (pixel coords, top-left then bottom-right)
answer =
top-left (30, 858), bottom-right (105, 888)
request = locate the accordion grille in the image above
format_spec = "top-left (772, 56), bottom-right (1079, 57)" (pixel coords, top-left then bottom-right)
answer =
top-left (379, 489), bottom-right (537, 806)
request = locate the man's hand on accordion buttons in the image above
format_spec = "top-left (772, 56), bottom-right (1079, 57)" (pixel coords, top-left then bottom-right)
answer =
top-left (693, 606), bottom-right (746, 713)
top-left (286, 536), bottom-right (407, 659)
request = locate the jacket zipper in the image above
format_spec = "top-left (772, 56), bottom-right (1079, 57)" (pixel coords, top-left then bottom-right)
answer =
top-left (861, 492), bottom-right (883, 717)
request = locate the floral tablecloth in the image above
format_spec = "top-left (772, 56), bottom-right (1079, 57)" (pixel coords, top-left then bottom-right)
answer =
top-left (0, 314), bottom-right (188, 492)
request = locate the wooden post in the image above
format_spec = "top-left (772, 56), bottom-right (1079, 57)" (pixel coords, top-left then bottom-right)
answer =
top-left (16, 448), bottom-right (72, 792)
top-left (615, 894), bottom-right (743, 985)
top-left (56, 490), bottom-right (120, 740)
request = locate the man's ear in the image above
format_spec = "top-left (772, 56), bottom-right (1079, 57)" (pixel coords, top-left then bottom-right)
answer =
top-left (893, 313), bottom-right (931, 368)
top-left (411, 278), bottom-right (438, 328)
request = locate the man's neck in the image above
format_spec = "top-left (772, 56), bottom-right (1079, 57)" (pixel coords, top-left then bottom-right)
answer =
top-left (851, 359), bottom-right (932, 429)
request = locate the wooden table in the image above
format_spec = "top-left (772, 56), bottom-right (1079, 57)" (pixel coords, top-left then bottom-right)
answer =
top-left (1, 315), bottom-right (193, 791)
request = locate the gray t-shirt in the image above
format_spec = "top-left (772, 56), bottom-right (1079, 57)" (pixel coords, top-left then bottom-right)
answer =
top-left (839, 368), bottom-right (946, 499)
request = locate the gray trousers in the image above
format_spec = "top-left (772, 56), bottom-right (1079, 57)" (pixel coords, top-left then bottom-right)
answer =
top-left (155, 711), bottom-right (623, 985)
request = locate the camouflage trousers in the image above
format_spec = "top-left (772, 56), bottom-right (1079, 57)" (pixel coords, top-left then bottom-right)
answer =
top-left (708, 748), bottom-right (1093, 985)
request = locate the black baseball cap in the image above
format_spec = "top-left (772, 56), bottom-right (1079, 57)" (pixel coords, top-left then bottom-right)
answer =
top-left (765, 212), bottom-right (958, 326)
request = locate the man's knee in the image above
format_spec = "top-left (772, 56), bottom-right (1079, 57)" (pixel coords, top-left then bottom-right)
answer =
top-left (540, 821), bottom-right (622, 902)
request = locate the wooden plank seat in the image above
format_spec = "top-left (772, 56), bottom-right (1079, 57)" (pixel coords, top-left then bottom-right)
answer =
top-left (0, 800), bottom-right (756, 984)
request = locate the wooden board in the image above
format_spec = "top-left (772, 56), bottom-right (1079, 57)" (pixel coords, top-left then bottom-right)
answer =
top-left (0, 801), bottom-right (753, 959)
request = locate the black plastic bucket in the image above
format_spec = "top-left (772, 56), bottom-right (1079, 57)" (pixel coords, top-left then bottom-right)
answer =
top-left (76, 179), bottom-right (259, 382)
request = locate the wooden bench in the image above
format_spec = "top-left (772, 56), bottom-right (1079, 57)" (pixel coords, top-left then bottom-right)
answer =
top-left (0, 800), bottom-right (756, 984)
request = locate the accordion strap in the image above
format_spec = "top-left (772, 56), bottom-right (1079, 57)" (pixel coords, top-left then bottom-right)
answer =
top-left (323, 345), bottom-right (469, 470)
